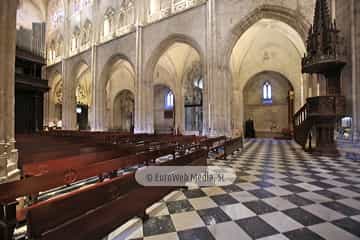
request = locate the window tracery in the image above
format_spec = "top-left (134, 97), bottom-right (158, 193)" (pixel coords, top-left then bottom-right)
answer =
top-left (71, 27), bottom-right (81, 52)
top-left (72, 0), bottom-right (92, 15)
top-left (103, 8), bottom-right (115, 37)
top-left (81, 20), bottom-right (92, 47)
top-left (48, 0), bottom-right (65, 30)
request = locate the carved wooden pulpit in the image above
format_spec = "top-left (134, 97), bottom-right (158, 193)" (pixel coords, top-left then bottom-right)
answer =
top-left (294, 0), bottom-right (346, 156)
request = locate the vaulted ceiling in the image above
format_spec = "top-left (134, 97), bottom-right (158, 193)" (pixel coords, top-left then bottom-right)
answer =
top-left (17, 0), bottom-right (48, 29)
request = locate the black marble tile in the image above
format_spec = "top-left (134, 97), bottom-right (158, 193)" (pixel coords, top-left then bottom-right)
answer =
top-left (334, 178), bottom-right (359, 185)
top-left (197, 207), bottom-right (231, 226)
top-left (344, 185), bottom-right (360, 194)
top-left (178, 227), bottom-right (215, 240)
top-left (314, 190), bottom-right (347, 200)
top-left (221, 184), bottom-right (243, 193)
top-left (283, 194), bottom-right (315, 207)
top-left (322, 202), bottom-right (360, 216)
top-left (332, 218), bottom-right (360, 237)
top-left (282, 178), bottom-right (302, 184)
top-left (285, 228), bottom-right (325, 240)
top-left (166, 200), bottom-right (194, 214)
top-left (143, 215), bottom-right (176, 237)
top-left (183, 189), bottom-right (207, 199)
top-left (243, 200), bottom-right (277, 215)
top-left (248, 189), bottom-right (275, 199)
top-left (210, 194), bottom-right (239, 206)
top-left (236, 216), bottom-right (279, 239)
top-left (283, 208), bottom-right (324, 226)
top-left (310, 181), bottom-right (335, 189)
top-left (282, 184), bottom-right (308, 193)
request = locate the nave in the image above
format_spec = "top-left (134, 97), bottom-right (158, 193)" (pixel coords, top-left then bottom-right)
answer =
top-left (122, 139), bottom-right (360, 240)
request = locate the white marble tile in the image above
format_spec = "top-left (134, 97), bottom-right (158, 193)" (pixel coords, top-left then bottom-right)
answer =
top-left (189, 197), bottom-right (217, 210)
top-left (170, 211), bottom-right (205, 231)
top-left (263, 197), bottom-right (297, 211)
top-left (310, 223), bottom-right (359, 240)
top-left (266, 187), bottom-right (293, 196)
top-left (236, 183), bottom-right (260, 191)
top-left (260, 212), bottom-right (303, 233)
top-left (302, 204), bottom-right (345, 221)
top-left (297, 192), bottom-right (332, 203)
top-left (221, 203), bottom-right (256, 220)
top-left (293, 176), bottom-right (315, 183)
top-left (208, 222), bottom-right (252, 240)
top-left (230, 191), bottom-right (258, 203)
top-left (201, 187), bottom-right (226, 196)
top-left (339, 198), bottom-right (360, 210)
top-left (328, 188), bottom-right (360, 198)
top-left (295, 183), bottom-right (322, 191)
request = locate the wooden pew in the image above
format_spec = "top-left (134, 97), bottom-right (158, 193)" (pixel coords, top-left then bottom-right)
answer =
top-left (223, 136), bottom-right (243, 159)
top-left (22, 141), bottom-right (176, 177)
top-left (201, 136), bottom-right (227, 151)
top-left (0, 147), bottom-right (206, 240)
top-left (26, 150), bottom-right (207, 240)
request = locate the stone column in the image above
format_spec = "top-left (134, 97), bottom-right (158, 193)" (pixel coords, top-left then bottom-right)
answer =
top-left (0, 0), bottom-right (20, 182)
top-left (351, 0), bottom-right (360, 142)
top-left (134, 25), bottom-right (152, 133)
top-left (205, 0), bottom-right (215, 136)
top-left (62, 60), bottom-right (77, 130)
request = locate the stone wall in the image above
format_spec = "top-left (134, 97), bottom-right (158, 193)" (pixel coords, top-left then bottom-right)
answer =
top-left (243, 71), bottom-right (292, 135)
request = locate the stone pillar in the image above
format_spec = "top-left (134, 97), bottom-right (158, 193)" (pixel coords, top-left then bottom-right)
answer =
top-left (205, 0), bottom-right (215, 136)
top-left (206, 0), bottom-right (231, 137)
top-left (0, 0), bottom-right (20, 182)
top-left (135, 25), bottom-right (153, 133)
top-left (351, 0), bottom-right (360, 142)
top-left (62, 60), bottom-right (77, 130)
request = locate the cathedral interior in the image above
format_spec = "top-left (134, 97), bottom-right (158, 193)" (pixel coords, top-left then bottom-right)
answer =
top-left (1, 0), bottom-right (360, 239)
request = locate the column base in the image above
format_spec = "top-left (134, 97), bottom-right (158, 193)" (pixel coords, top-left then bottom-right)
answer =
top-left (0, 148), bottom-right (20, 184)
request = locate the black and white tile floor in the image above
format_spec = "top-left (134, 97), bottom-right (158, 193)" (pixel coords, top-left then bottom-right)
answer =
top-left (122, 139), bottom-right (360, 240)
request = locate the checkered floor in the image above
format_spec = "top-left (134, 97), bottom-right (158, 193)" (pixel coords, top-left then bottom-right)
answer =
top-left (120, 139), bottom-right (360, 240)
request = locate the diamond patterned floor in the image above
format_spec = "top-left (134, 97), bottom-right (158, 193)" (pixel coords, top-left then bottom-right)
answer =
top-left (115, 139), bottom-right (360, 240)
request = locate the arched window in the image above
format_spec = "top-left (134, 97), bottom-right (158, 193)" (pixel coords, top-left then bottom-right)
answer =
top-left (126, 0), bottom-right (135, 25)
top-left (48, 40), bottom-right (56, 61)
top-left (262, 81), bottom-right (272, 103)
top-left (165, 91), bottom-right (174, 109)
top-left (103, 8), bottom-right (115, 37)
top-left (194, 78), bottom-right (203, 89)
top-left (71, 27), bottom-right (80, 52)
top-left (81, 20), bottom-right (92, 46)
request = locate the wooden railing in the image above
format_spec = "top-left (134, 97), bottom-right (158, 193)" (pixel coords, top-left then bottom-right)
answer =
top-left (294, 96), bottom-right (346, 149)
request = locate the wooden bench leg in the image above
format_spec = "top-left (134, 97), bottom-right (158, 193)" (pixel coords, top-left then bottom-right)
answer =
top-left (0, 202), bottom-right (17, 240)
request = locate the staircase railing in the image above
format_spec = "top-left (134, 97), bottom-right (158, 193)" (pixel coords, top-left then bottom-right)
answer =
top-left (293, 96), bottom-right (346, 150)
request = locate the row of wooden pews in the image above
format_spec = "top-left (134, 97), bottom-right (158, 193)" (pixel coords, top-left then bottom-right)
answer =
top-left (1, 132), bottom-right (243, 240)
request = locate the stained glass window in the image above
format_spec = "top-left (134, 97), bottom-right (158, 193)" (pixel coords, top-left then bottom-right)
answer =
top-left (262, 81), bottom-right (272, 104)
top-left (165, 91), bottom-right (174, 109)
